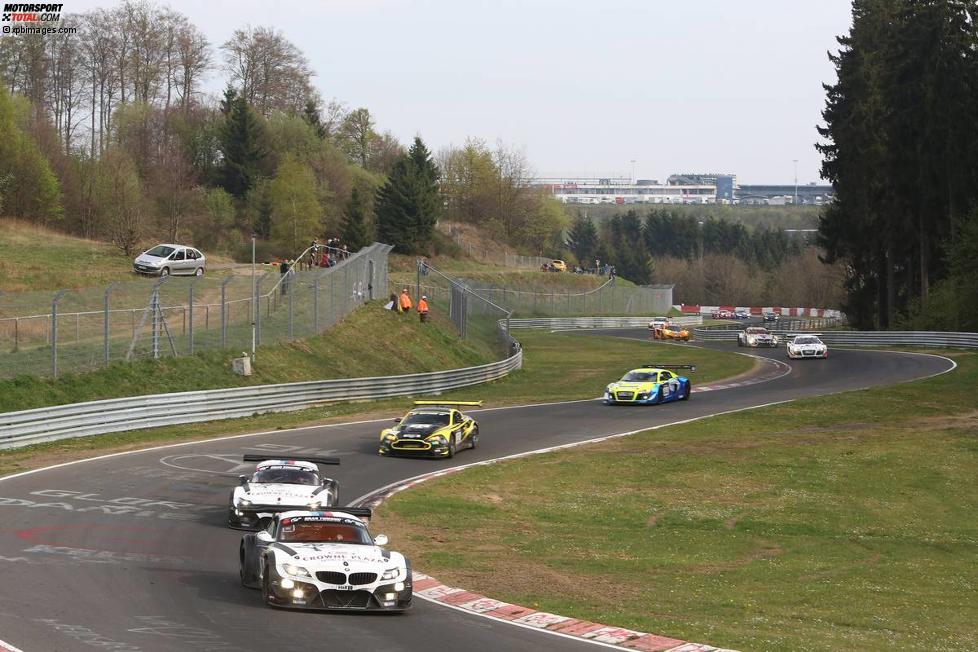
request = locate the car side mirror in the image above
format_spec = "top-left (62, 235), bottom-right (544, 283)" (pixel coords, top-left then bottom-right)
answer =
top-left (256, 530), bottom-right (274, 542)
top-left (374, 534), bottom-right (389, 546)
top-left (393, 417), bottom-right (401, 423)
top-left (238, 475), bottom-right (249, 485)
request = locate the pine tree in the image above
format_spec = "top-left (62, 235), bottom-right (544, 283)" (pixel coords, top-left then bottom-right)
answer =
top-left (342, 186), bottom-right (371, 251)
top-left (566, 213), bottom-right (598, 265)
top-left (219, 96), bottom-right (267, 198)
top-left (302, 99), bottom-right (327, 140)
top-left (375, 137), bottom-right (441, 253)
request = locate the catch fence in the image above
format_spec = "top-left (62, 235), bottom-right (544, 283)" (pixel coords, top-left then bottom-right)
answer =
top-left (0, 243), bottom-right (392, 379)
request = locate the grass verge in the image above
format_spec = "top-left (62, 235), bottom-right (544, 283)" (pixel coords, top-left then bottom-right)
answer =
top-left (0, 331), bottom-right (752, 478)
top-left (0, 303), bottom-right (494, 412)
top-left (372, 350), bottom-right (978, 651)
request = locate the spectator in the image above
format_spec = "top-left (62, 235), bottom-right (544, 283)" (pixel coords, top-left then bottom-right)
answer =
top-left (398, 288), bottom-right (412, 314)
top-left (594, 259), bottom-right (600, 274)
top-left (280, 259), bottom-right (291, 295)
top-left (417, 295), bottom-right (429, 323)
top-left (386, 293), bottom-right (397, 311)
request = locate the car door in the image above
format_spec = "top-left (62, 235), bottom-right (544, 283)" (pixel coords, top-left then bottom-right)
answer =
top-left (169, 248), bottom-right (187, 274)
top-left (660, 371), bottom-right (680, 399)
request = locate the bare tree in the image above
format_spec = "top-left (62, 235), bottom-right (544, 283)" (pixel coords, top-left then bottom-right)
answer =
top-left (175, 22), bottom-right (211, 113)
top-left (339, 107), bottom-right (375, 168)
top-left (222, 26), bottom-right (314, 116)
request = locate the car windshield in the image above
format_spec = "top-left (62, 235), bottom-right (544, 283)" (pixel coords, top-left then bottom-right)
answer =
top-left (621, 371), bottom-right (655, 382)
top-left (402, 412), bottom-right (450, 426)
top-left (794, 336), bottom-right (820, 345)
top-left (747, 328), bottom-right (769, 334)
top-left (253, 467), bottom-right (320, 485)
top-left (145, 245), bottom-right (175, 258)
top-left (279, 520), bottom-right (373, 544)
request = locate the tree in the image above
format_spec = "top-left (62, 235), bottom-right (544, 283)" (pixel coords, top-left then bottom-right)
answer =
top-left (219, 95), bottom-right (267, 197)
top-left (0, 85), bottom-right (62, 222)
top-left (339, 107), bottom-right (376, 168)
top-left (268, 154), bottom-right (322, 254)
top-left (302, 98), bottom-right (326, 139)
top-left (342, 186), bottom-right (371, 251)
top-left (221, 26), bottom-right (314, 117)
top-left (375, 137), bottom-right (441, 253)
top-left (96, 147), bottom-right (144, 256)
top-left (566, 213), bottom-right (598, 266)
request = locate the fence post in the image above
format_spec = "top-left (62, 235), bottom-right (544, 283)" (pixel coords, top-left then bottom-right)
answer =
top-left (188, 280), bottom-right (195, 355)
top-left (103, 282), bottom-right (119, 366)
top-left (51, 289), bottom-right (67, 378)
top-left (220, 275), bottom-right (233, 349)
top-left (288, 273), bottom-right (294, 340)
top-left (314, 277), bottom-right (320, 333)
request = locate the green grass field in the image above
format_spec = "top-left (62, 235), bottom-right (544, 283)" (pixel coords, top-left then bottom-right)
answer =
top-left (373, 351), bottom-right (978, 651)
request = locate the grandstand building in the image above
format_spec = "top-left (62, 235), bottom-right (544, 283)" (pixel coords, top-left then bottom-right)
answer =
top-left (532, 174), bottom-right (833, 206)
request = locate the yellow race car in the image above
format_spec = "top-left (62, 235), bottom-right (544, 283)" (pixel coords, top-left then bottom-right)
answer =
top-left (379, 401), bottom-right (482, 458)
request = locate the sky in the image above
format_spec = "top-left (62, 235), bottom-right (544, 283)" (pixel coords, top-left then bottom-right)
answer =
top-left (68, 0), bottom-right (855, 185)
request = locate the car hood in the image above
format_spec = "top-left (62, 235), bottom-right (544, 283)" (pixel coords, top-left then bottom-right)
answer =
top-left (608, 382), bottom-right (654, 390)
top-left (236, 484), bottom-right (321, 505)
top-left (134, 255), bottom-right (161, 265)
top-left (274, 542), bottom-right (390, 567)
top-left (396, 424), bottom-right (440, 437)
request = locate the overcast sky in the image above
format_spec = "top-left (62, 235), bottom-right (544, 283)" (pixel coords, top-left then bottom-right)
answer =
top-left (71, 0), bottom-right (854, 184)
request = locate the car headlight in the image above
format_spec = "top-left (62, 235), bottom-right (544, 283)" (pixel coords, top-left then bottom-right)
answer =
top-left (636, 393), bottom-right (649, 399)
top-left (381, 567), bottom-right (400, 581)
top-left (383, 432), bottom-right (396, 441)
top-left (307, 500), bottom-right (321, 509)
top-left (428, 434), bottom-right (447, 444)
top-left (237, 498), bottom-right (252, 508)
top-left (282, 563), bottom-right (311, 577)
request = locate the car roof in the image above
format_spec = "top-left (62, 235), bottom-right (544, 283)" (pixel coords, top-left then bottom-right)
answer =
top-left (630, 367), bottom-right (672, 374)
top-left (254, 460), bottom-right (319, 472)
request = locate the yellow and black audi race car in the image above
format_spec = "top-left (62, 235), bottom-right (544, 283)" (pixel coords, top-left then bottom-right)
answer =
top-left (379, 401), bottom-right (482, 458)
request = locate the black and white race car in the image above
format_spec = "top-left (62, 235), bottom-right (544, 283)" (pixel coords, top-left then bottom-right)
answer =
top-left (228, 455), bottom-right (343, 530)
top-left (239, 510), bottom-right (413, 612)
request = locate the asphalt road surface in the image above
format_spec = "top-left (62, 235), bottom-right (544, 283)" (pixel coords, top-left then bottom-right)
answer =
top-left (0, 333), bottom-right (954, 652)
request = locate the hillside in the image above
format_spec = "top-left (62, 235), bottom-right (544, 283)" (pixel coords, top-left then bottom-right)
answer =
top-left (0, 219), bottom-right (238, 293)
top-left (0, 302), bottom-right (494, 413)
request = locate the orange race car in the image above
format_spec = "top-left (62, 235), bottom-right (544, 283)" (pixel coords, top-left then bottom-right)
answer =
top-left (648, 319), bottom-right (691, 342)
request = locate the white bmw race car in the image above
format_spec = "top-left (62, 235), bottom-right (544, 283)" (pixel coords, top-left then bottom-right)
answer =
top-left (239, 510), bottom-right (412, 612)
top-left (786, 334), bottom-right (829, 359)
top-left (228, 455), bottom-right (348, 529)
top-left (738, 326), bottom-right (780, 348)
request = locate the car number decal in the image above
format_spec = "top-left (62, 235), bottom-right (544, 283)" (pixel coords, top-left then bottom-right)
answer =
top-left (337, 584), bottom-right (353, 591)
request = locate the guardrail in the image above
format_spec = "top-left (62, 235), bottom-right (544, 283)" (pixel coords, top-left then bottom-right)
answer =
top-left (510, 316), bottom-right (703, 330)
top-left (0, 350), bottom-right (522, 450)
top-left (693, 326), bottom-right (978, 348)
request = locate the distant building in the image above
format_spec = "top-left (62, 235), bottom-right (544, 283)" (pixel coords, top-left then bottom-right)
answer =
top-left (532, 177), bottom-right (716, 205)
top-left (531, 175), bottom-right (834, 206)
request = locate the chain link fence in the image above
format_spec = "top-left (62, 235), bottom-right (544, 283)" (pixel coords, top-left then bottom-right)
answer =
top-left (0, 243), bottom-right (392, 380)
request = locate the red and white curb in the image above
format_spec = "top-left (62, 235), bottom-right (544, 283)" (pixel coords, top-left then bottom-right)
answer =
top-left (355, 419), bottom-right (758, 652)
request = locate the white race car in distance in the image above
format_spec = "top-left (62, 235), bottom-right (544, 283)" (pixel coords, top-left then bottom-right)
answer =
top-left (738, 326), bottom-right (780, 348)
top-left (228, 455), bottom-right (346, 529)
top-left (786, 334), bottom-right (829, 359)
top-left (239, 510), bottom-right (412, 612)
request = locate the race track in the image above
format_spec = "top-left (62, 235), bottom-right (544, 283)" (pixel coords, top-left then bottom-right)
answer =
top-left (0, 333), bottom-right (954, 652)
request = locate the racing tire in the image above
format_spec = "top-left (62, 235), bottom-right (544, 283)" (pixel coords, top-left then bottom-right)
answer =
top-left (261, 563), bottom-right (276, 605)
top-left (469, 426), bottom-right (479, 449)
top-left (195, 267), bottom-right (204, 277)
top-left (160, 267), bottom-right (170, 278)
top-left (240, 536), bottom-right (261, 589)
top-left (447, 439), bottom-right (456, 458)
top-left (681, 381), bottom-right (691, 400)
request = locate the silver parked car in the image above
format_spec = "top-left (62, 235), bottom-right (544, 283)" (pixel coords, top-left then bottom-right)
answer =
top-left (133, 244), bottom-right (206, 277)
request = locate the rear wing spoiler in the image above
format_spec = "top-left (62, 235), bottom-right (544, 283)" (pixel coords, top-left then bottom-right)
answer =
top-left (645, 364), bottom-right (696, 372)
top-left (413, 400), bottom-right (483, 408)
top-left (243, 454), bottom-right (341, 466)
top-left (784, 333), bottom-right (823, 339)
top-left (332, 507), bottom-right (372, 520)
